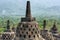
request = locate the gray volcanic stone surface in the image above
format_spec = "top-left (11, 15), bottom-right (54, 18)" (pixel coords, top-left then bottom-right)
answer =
top-left (40, 30), bottom-right (55, 40)
top-left (16, 22), bottom-right (45, 40)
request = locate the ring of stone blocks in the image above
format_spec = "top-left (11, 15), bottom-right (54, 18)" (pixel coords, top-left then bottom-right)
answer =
top-left (16, 22), bottom-right (40, 38)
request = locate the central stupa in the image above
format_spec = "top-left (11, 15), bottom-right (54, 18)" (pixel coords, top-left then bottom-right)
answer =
top-left (16, 1), bottom-right (44, 40)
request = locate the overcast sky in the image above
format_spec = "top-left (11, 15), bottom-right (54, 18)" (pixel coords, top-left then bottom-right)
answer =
top-left (0, 0), bottom-right (60, 16)
top-left (19, 0), bottom-right (60, 8)
top-left (0, 0), bottom-right (60, 8)
top-left (28, 0), bottom-right (60, 7)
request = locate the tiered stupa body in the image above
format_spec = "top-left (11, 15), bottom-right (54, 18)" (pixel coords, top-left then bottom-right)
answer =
top-left (2, 20), bottom-right (15, 40)
top-left (16, 1), bottom-right (44, 40)
top-left (50, 22), bottom-right (58, 34)
top-left (50, 22), bottom-right (59, 40)
top-left (40, 20), bottom-right (54, 40)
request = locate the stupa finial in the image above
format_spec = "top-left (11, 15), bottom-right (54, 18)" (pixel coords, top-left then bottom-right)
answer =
top-left (26, 1), bottom-right (31, 18)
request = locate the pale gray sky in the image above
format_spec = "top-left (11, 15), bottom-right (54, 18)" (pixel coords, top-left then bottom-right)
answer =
top-left (0, 0), bottom-right (60, 16)
top-left (27, 0), bottom-right (60, 7)
top-left (0, 0), bottom-right (60, 7)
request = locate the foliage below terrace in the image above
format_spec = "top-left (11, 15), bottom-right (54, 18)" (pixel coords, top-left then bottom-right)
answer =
top-left (0, 16), bottom-right (60, 32)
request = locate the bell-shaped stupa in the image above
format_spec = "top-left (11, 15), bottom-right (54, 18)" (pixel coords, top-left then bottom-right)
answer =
top-left (16, 1), bottom-right (44, 40)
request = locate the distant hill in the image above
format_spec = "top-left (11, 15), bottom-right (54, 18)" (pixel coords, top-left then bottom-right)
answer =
top-left (33, 6), bottom-right (60, 17)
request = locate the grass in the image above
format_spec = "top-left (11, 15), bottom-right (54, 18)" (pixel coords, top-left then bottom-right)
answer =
top-left (0, 27), bottom-right (6, 32)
